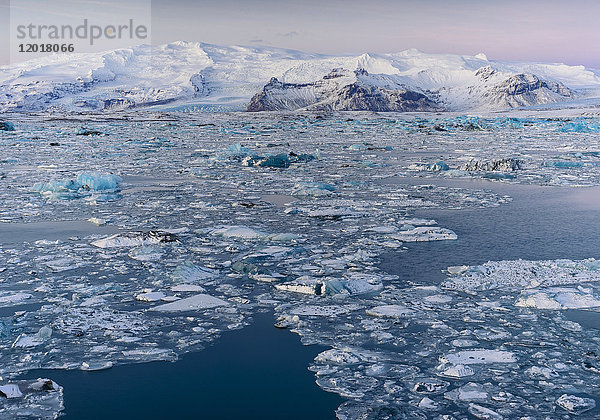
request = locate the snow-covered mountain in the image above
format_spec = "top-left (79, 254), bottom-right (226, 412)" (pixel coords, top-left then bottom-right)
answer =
top-left (246, 69), bottom-right (441, 112)
top-left (0, 41), bottom-right (599, 113)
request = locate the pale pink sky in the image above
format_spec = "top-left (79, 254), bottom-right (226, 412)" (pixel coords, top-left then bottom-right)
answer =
top-left (2, 0), bottom-right (600, 67)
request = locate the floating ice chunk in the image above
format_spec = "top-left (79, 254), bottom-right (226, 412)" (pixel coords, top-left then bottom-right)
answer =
top-left (391, 226), bottom-right (457, 242)
top-left (291, 181), bottom-right (336, 197)
top-left (0, 122), bottom-right (15, 131)
top-left (447, 265), bottom-right (469, 275)
top-left (0, 384), bottom-right (22, 398)
top-left (81, 361), bottom-right (113, 371)
top-left (80, 296), bottom-right (107, 306)
top-left (468, 403), bottom-right (503, 420)
top-left (29, 379), bottom-right (58, 392)
top-left (275, 276), bottom-right (322, 295)
top-left (129, 246), bottom-right (164, 261)
top-left (290, 305), bottom-right (352, 316)
top-left (418, 397), bottom-right (439, 410)
top-left (88, 217), bottom-right (107, 226)
top-left (515, 288), bottom-right (600, 310)
top-left (12, 326), bottom-right (52, 348)
top-left (543, 160), bottom-right (585, 168)
top-left (170, 262), bottom-right (216, 283)
top-left (525, 366), bottom-right (557, 380)
top-left (44, 257), bottom-right (86, 272)
top-left (411, 378), bottom-right (449, 394)
top-left (35, 239), bottom-right (62, 246)
top-left (459, 158), bottom-right (522, 172)
top-left (440, 349), bottom-right (516, 365)
top-left (366, 304), bottom-right (413, 318)
top-left (276, 275), bottom-right (381, 297)
top-left (424, 294), bottom-right (452, 304)
top-left (77, 173), bottom-right (122, 191)
top-left (243, 153), bottom-right (291, 168)
top-left (315, 348), bottom-right (362, 365)
top-left (136, 291), bottom-right (166, 302)
top-left (209, 226), bottom-right (267, 239)
top-left (33, 172), bottom-right (121, 200)
top-left (349, 144), bottom-right (367, 151)
top-left (365, 225), bottom-right (397, 234)
top-left (556, 394), bottom-right (596, 415)
top-left (437, 363), bottom-right (475, 378)
top-left (445, 382), bottom-right (489, 402)
top-left (150, 294), bottom-right (230, 312)
top-left (171, 284), bottom-right (205, 292)
top-left (225, 143), bottom-right (255, 158)
top-left (0, 292), bottom-right (32, 305)
top-left (343, 274), bottom-right (383, 295)
top-left (451, 339), bottom-right (479, 347)
top-left (32, 179), bottom-right (81, 199)
top-left (400, 218), bottom-right (437, 226)
top-left (267, 233), bottom-right (300, 242)
top-left (91, 231), bottom-right (178, 248)
top-left (246, 246), bottom-right (292, 259)
top-left (411, 161), bottom-right (450, 171)
top-left (305, 207), bottom-right (356, 218)
top-left (515, 292), bottom-right (562, 310)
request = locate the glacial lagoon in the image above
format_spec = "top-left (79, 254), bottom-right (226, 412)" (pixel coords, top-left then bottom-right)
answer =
top-left (2, 113), bottom-right (600, 418)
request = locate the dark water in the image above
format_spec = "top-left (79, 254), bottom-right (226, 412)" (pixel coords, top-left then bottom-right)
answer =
top-left (22, 311), bottom-right (342, 419)
top-left (380, 178), bottom-right (600, 285)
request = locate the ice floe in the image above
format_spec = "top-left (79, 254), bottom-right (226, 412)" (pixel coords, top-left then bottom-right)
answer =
top-left (150, 294), bottom-right (230, 312)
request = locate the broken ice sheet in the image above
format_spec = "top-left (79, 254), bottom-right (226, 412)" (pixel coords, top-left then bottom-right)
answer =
top-left (0, 378), bottom-right (63, 419)
top-left (5, 114), bottom-right (598, 419)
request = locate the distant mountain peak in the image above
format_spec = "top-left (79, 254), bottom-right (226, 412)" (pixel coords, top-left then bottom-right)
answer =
top-left (0, 41), bottom-right (597, 113)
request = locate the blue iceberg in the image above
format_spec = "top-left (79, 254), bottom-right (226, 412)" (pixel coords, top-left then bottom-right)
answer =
top-left (33, 172), bottom-right (122, 200)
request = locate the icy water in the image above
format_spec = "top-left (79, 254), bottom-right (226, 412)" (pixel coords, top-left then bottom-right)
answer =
top-left (380, 178), bottom-right (600, 283)
top-left (22, 311), bottom-right (342, 419)
top-left (3, 113), bottom-right (600, 418)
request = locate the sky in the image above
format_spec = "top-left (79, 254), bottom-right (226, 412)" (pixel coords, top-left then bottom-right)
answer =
top-left (2, 0), bottom-right (600, 67)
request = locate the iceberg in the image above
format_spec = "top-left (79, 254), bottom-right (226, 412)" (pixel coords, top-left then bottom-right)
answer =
top-left (0, 122), bottom-right (15, 131)
top-left (91, 231), bottom-right (178, 248)
top-left (366, 304), bottom-right (413, 317)
top-left (440, 349), bottom-right (516, 365)
top-left (33, 172), bottom-right (122, 200)
top-left (150, 294), bottom-right (230, 312)
top-left (208, 226), bottom-right (267, 239)
top-left (391, 226), bottom-right (457, 242)
top-left (556, 394), bottom-right (596, 414)
top-left (170, 262), bottom-right (217, 283)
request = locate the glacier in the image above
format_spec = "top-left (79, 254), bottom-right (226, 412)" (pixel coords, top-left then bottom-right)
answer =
top-left (1, 41), bottom-right (600, 112)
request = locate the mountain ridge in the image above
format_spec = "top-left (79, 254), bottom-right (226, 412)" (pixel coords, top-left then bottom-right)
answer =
top-left (0, 41), bottom-right (599, 112)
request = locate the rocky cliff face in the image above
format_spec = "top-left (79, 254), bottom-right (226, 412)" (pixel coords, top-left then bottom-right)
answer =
top-left (247, 69), bottom-right (440, 112)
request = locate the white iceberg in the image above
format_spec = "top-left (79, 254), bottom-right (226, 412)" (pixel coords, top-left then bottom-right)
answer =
top-left (150, 294), bottom-right (230, 312)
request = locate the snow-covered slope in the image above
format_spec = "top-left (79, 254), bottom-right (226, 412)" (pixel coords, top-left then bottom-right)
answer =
top-left (0, 41), bottom-right (599, 112)
top-left (246, 69), bottom-right (441, 112)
